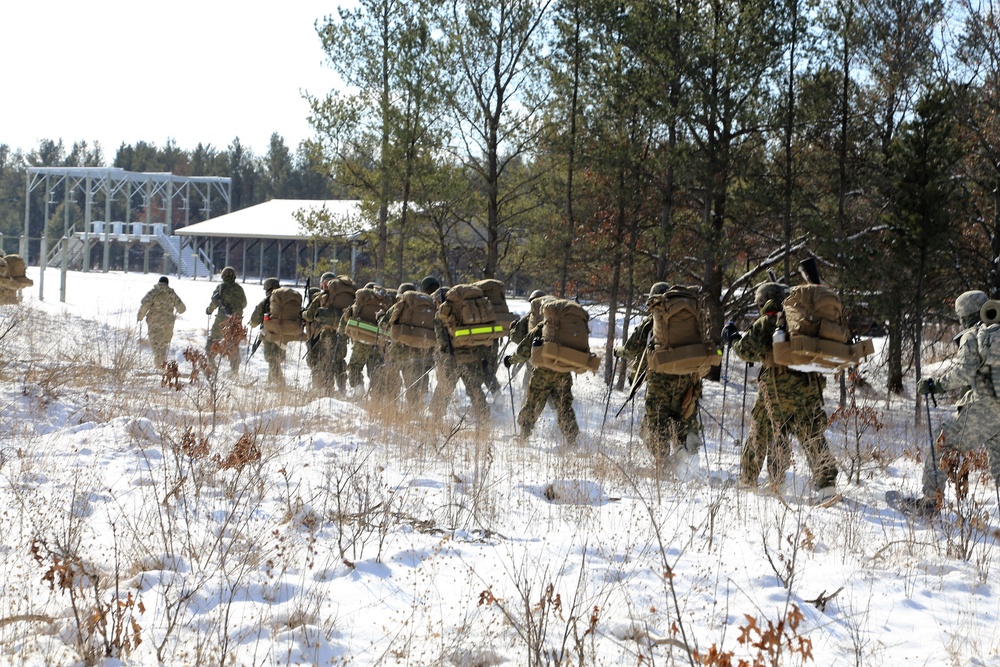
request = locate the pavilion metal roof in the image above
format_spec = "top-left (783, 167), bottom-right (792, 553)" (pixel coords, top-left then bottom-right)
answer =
top-left (174, 199), bottom-right (368, 241)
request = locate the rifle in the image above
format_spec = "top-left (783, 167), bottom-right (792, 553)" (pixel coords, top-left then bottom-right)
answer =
top-left (616, 344), bottom-right (649, 419)
top-left (247, 330), bottom-right (263, 364)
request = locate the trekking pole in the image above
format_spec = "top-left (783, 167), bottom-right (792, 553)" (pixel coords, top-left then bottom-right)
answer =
top-left (600, 353), bottom-right (620, 437)
top-left (924, 383), bottom-right (941, 492)
top-left (616, 367), bottom-right (647, 419)
top-left (507, 362), bottom-right (517, 422)
top-left (739, 362), bottom-right (751, 448)
top-left (719, 343), bottom-right (730, 456)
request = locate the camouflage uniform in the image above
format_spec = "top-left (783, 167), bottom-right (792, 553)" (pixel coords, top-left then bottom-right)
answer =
top-left (137, 278), bottom-right (186, 367)
top-left (918, 291), bottom-right (1000, 500)
top-left (620, 314), bottom-right (704, 467)
top-left (733, 298), bottom-right (838, 492)
top-left (302, 277), bottom-right (351, 392)
top-left (377, 285), bottom-right (434, 404)
top-left (509, 325), bottom-right (579, 446)
top-left (249, 280), bottom-right (286, 386)
top-left (206, 267), bottom-right (247, 372)
top-left (341, 305), bottom-right (383, 390)
top-left (430, 317), bottom-right (489, 421)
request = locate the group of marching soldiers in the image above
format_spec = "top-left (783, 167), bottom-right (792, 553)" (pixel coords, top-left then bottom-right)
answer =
top-left (135, 260), bottom-right (1000, 512)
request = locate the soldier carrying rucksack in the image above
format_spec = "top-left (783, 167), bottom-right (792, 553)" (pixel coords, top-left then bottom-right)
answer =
top-left (378, 282), bottom-right (437, 404)
top-left (732, 259), bottom-right (839, 504)
top-left (303, 272), bottom-right (356, 393)
top-left (248, 277), bottom-right (302, 386)
top-left (505, 295), bottom-right (599, 447)
top-left (619, 282), bottom-right (716, 477)
top-left (341, 282), bottom-right (394, 393)
top-left (431, 281), bottom-right (505, 421)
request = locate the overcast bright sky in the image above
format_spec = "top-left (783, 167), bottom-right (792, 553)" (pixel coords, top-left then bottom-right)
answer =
top-left (1, 1), bottom-right (343, 159)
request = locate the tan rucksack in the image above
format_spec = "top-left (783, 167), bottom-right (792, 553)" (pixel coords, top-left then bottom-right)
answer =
top-left (263, 287), bottom-right (304, 345)
top-left (326, 276), bottom-right (357, 311)
top-left (344, 287), bottom-right (393, 345)
top-left (388, 291), bottom-right (437, 349)
top-left (0, 254), bottom-right (32, 289)
top-left (646, 286), bottom-right (720, 376)
top-left (773, 284), bottom-right (874, 372)
top-left (474, 279), bottom-right (518, 336)
top-left (530, 298), bottom-right (600, 374)
top-left (438, 284), bottom-right (504, 348)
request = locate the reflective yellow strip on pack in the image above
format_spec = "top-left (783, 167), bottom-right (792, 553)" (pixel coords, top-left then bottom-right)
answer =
top-left (454, 325), bottom-right (505, 338)
top-left (348, 319), bottom-right (383, 335)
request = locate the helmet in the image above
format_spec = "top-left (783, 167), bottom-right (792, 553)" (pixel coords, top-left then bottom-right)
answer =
top-left (397, 282), bottom-right (416, 295)
top-left (956, 290), bottom-right (989, 322)
top-left (528, 289), bottom-right (547, 302)
top-left (364, 282), bottom-right (377, 289)
top-left (649, 282), bottom-right (669, 297)
top-left (158, 276), bottom-right (169, 285)
top-left (420, 276), bottom-right (441, 294)
top-left (221, 266), bottom-right (237, 282)
top-left (263, 277), bottom-right (280, 292)
top-left (754, 282), bottom-right (789, 309)
top-left (320, 272), bottom-right (336, 289)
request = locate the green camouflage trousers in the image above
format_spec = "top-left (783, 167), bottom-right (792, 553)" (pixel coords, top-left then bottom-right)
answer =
top-left (741, 368), bottom-right (838, 491)
top-left (923, 397), bottom-right (1000, 496)
top-left (306, 331), bottom-right (348, 391)
top-left (432, 349), bottom-right (488, 421)
top-left (147, 321), bottom-right (176, 368)
top-left (263, 340), bottom-right (286, 385)
top-left (347, 341), bottom-right (381, 389)
top-left (377, 344), bottom-right (433, 404)
top-left (642, 372), bottom-right (702, 461)
top-left (518, 367), bottom-right (579, 446)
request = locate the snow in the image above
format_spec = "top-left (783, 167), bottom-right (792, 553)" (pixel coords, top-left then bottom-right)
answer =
top-left (1, 268), bottom-right (999, 666)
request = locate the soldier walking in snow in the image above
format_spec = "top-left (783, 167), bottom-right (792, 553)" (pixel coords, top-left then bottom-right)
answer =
top-left (617, 282), bottom-right (708, 478)
top-left (137, 276), bottom-right (186, 368)
top-left (206, 266), bottom-right (247, 373)
top-left (504, 297), bottom-right (582, 448)
top-left (910, 290), bottom-right (1000, 516)
top-left (732, 280), bottom-right (839, 502)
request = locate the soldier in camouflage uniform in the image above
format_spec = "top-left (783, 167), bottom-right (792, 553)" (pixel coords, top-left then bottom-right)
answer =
top-left (206, 266), bottom-right (247, 372)
top-left (340, 282), bottom-right (386, 393)
top-left (137, 276), bottom-right (186, 368)
top-left (505, 314), bottom-right (580, 447)
top-left (248, 277), bottom-right (286, 386)
top-left (912, 290), bottom-right (1000, 515)
top-left (303, 272), bottom-right (354, 393)
top-left (733, 281), bottom-right (838, 500)
top-left (378, 282), bottom-right (435, 404)
top-left (431, 283), bottom-right (489, 422)
top-left (618, 282), bottom-right (704, 476)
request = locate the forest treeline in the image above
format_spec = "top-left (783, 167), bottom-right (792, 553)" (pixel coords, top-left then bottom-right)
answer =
top-left (2, 0), bottom-right (1000, 394)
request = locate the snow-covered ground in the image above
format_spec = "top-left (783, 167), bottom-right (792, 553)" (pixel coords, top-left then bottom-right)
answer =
top-left (1, 268), bottom-right (998, 666)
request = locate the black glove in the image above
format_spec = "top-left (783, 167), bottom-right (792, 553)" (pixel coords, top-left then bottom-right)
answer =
top-left (503, 355), bottom-right (513, 369)
top-left (721, 320), bottom-right (740, 345)
top-left (916, 378), bottom-right (937, 395)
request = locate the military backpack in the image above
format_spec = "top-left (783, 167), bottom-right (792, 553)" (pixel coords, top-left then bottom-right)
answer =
top-left (388, 291), bottom-right (437, 349)
top-left (263, 287), bottom-right (304, 345)
top-left (474, 279), bottom-right (518, 336)
top-left (345, 287), bottom-right (394, 345)
top-left (646, 286), bottom-right (720, 376)
top-left (529, 298), bottom-right (601, 374)
top-left (0, 254), bottom-right (32, 289)
top-left (773, 284), bottom-right (873, 372)
top-left (438, 284), bottom-right (504, 348)
top-left (326, 276), bottom-right (357, 311)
